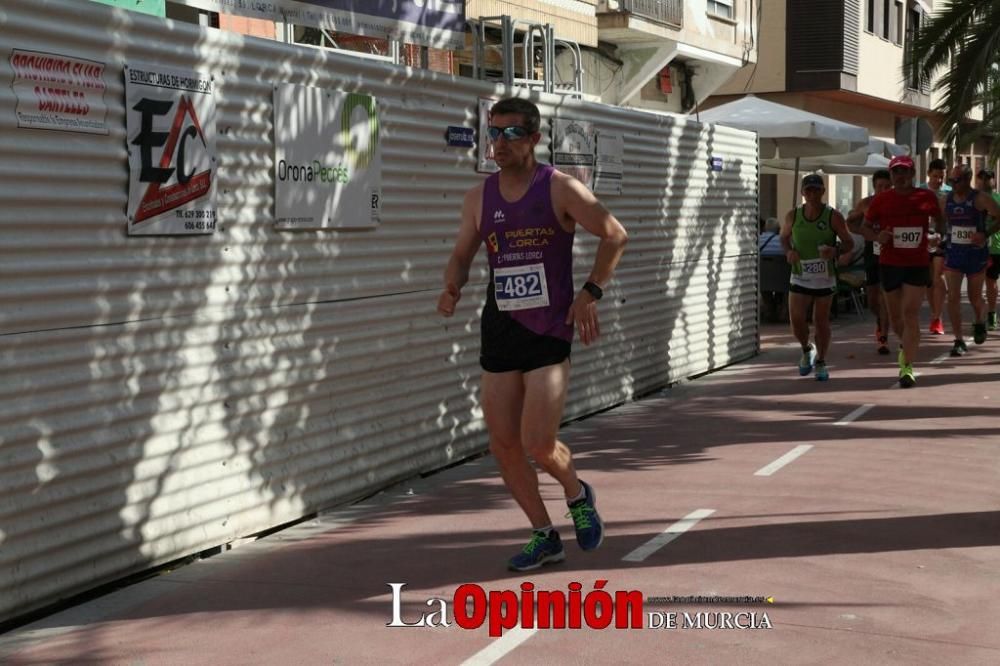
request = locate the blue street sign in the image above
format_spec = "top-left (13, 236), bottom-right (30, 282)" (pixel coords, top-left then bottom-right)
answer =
top-left (446, 126), bottom-right (475, 147)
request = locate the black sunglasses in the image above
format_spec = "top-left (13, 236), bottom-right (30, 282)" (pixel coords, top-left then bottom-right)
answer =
top-left (487, 125), bottom-right (530, 142)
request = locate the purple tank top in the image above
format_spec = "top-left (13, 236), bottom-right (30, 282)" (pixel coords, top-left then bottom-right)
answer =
top-left (480, 164), bottom-right (575, 342)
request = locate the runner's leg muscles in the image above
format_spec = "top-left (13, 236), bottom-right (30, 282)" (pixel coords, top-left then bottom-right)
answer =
top-left (884, 287), bottom-right (904, 341)
top-left (945, 270), bottom-right (965, 338)
top-left (813, 295), bottom-right (833, 360)
top-left (482, 370), bottom-right (551, 529)
top-left (788, 292), bottom-right (812, 348)
top-left (901, 284), bottom-right (924, 364)
top-left (931, 256), bottom-right (947, 320)
top-left (520, 360), bottom-right (581, 500)
top-left (968, 271), bottom-right (986, 322)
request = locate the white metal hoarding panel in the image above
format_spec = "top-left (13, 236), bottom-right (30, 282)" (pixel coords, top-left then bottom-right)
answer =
top-left (0, 0), bottom-right (758, 621)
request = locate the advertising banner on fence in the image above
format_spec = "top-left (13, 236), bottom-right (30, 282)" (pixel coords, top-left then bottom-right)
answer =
top-left (125, 63), bottom-right (217, 235)
top-left (594, 131), bottom-right (624, 195)
top-left (174, 0), bottom-right (465, 49)
top-left (10, 49), bottom-right (109, 135)
top-left (274, 84), bottom-right (381, 230)
top-left (552, 118), bottom-right (595, 189)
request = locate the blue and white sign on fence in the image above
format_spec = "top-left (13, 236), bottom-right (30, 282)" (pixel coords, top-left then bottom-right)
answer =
top-left (175, 0), bottom-right (466, 50)
top-left (445, 126), bottom-right (474, 147)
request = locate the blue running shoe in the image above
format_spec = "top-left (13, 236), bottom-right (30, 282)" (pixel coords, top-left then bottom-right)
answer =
top-left (815, 361), bottom-right (829, 381)
top-left (508, 531), bottom-right (565, 571)
top-left (798, 344), bottom-right (816, 376)
top-left (566, 480), bottom-right (604, 551)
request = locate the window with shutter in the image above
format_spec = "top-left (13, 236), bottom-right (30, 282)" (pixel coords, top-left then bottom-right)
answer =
top-left (708, 0), bottom-right (735, 19)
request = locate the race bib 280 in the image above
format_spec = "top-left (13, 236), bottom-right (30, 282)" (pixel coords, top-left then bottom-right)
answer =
top-left (800, 258), bottom-right (829, 277)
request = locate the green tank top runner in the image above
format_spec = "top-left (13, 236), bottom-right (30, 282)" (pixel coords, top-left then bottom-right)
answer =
top-left (792, 205), bottom-right (836, 269)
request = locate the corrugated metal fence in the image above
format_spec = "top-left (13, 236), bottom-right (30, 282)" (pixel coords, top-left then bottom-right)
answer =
top-left (0, 0), bottom-right (758, 622)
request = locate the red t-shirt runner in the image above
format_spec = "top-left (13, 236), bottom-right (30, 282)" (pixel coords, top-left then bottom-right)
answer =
top-left (865, 188), bottom-right (940, 267)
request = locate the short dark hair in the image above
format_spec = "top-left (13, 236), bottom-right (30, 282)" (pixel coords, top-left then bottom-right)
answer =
top-left (490, 98), bottom-right (541, 133)
top-left (928, 158), bottom-right (947, 173)
top-left (873, 169), bottom-right (891, 183)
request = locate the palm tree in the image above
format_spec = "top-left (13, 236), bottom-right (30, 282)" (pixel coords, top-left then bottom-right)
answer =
top-left (904, 0), bottom-right (1000, 153)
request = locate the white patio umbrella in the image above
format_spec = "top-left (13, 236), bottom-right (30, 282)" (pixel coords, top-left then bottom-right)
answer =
top-left (762, 139), bottom-right (904, 176)
top-left (820, 152), bottom-right (891, 176)
top-left (698, 95), bottom-right (870, 205)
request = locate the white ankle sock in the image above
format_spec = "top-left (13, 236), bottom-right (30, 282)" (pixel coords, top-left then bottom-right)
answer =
top-left (567, 484), bottom-right (586, 505)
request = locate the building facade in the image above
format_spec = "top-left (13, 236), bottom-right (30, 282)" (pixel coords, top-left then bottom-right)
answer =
top-left (710, 0), bottom-right (997, 220)
top-left (155, 1), bottom-right (757, 111)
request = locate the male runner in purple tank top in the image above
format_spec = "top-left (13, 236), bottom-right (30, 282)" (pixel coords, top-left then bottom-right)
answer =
top-left (437, 98), bottom-right (628, 571)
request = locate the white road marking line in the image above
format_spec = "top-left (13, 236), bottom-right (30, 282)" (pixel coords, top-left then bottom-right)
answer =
top-left (834, 403), bottom-right (875, 426)
top-left (622, 509), bottom-right (715, 563)
top-left (754, 444), bottom-right (814, 477)
top-left (460, 627), bottom-right (538, 666)
top-left (930, 352), bottom-right (950, 365)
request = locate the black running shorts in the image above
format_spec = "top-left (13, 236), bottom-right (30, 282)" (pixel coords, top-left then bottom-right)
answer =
top-left (789, 284), bottom-right (835, 297)
top-left (480, 288), bottom-right (571, 373)
top-left (880, 264), bottom-right (931, 292)
top-left (864, 252), bottom-right (880, 287)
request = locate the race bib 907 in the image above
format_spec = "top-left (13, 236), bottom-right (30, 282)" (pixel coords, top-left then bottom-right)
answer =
top-left (893, 227), bottom-right (922, 249)
top-left (494, 263), bottom-right (550, 311)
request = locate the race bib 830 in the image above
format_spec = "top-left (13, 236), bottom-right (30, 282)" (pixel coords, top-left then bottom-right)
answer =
top-left (951, 226), bottom-right (975, 245)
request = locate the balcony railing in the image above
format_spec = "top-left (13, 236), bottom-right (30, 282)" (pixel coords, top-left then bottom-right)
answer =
top-left (615, 0), bottom-right (683, 28)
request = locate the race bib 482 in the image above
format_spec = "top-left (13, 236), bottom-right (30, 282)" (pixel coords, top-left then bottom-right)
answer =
top-left (494, 263), bottom-right (550, 311)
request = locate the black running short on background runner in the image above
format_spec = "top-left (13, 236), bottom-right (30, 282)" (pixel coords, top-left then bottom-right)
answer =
top-left (880, 265), bottom-right (931, 292)
top-left (789, 284), bottom-right (836, 297)
top-left (480, 289), bottom-right (571, 373)
top-left (864, 252), bottom-right (880, 287)
top-left (987, 255), bottom-right (1000, 281)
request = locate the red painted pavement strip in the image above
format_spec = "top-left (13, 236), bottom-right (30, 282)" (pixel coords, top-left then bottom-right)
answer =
top-left (3, 310), bottom-right (999, 664)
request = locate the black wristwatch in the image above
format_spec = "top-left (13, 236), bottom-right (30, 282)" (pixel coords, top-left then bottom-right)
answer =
top-left (582, 281), bottom-right (603, 300)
